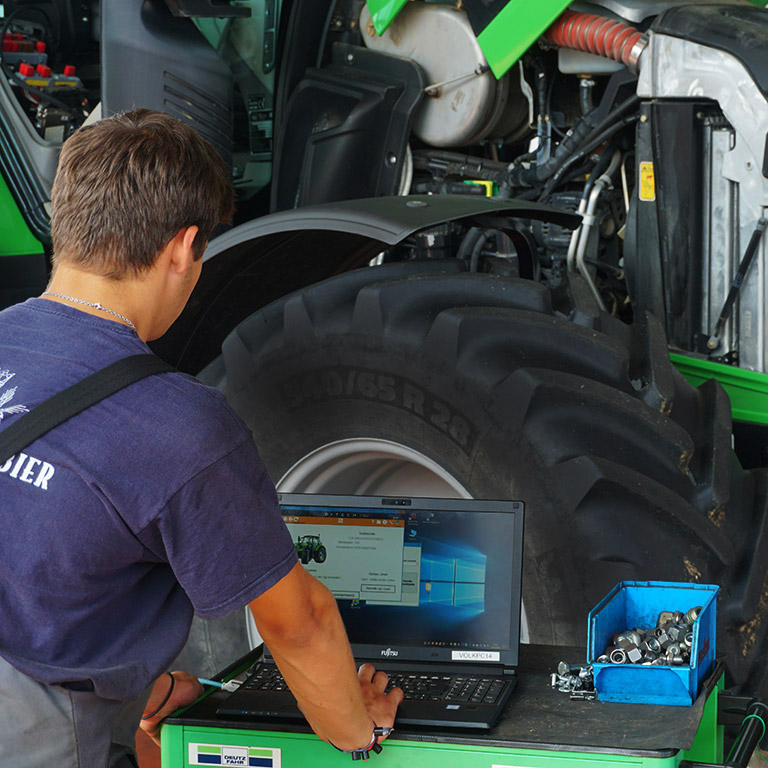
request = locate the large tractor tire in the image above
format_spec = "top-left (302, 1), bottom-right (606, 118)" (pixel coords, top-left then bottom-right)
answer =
top-left (196, 260), bottom-right (768, 694)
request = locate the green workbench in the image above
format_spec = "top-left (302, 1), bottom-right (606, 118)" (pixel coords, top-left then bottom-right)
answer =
top-left (161, 645), bottom-right (724, 768)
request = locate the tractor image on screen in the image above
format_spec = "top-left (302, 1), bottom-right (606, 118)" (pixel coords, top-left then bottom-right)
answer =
top-left (295, 535), bottom-right (327, 565)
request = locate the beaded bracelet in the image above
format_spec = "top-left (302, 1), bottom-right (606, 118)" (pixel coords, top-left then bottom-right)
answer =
top-left (331, 724), bottom-right (392, 761)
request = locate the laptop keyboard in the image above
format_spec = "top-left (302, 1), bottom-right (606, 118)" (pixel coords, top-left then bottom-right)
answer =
top-left (241, 665), bottom-right (289, 692)
top-left (241, 666), bottom-right (506, 706)
top-left (385, 672), bottom-right (506, 704)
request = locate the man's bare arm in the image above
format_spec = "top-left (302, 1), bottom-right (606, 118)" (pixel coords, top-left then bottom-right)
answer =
top-left (249, 562), bottom-right (403, 750)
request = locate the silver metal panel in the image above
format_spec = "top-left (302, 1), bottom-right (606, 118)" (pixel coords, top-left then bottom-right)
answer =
top-left (702, 123), bottom-right (739, 358)
top-left (359, 3), bottom-right (501, 147)
top-left (639, 34), bottom-right (768, 371)
top-left (583, 0), bottom-right (750, 24)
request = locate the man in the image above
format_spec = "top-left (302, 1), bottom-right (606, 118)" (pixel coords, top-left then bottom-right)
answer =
top-left (0, 109), bottom-right (402, 767)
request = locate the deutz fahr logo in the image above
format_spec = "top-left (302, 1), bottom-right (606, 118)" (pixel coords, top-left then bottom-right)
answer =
top-left (381, 647), bottom-right (399, 657)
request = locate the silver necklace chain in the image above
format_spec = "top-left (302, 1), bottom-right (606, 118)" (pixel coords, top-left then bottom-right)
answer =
top-left (42, 292), bottom-right (136, 329)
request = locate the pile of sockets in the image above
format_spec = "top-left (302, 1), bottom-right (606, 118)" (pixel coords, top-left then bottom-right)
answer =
top-left (598, 606), bottom-right (703, 667)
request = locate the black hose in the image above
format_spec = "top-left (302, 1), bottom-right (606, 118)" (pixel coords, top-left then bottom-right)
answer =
top-left (512, 113), bottom-right (595, 187)
top-left (413, 149), bottom-right (508, 181)
top-left (457, 227), bottom-right (483, 262)
top-left (470, 230), bottom-right (494, 273)
top-left (504, 93), bottom-right (640, 192)
top-left (726, 701), bottom-right (768, 768)
top-left (539, 114), bottom-right (638, 200)
top-left (583, 142), bottom-right (620, 199)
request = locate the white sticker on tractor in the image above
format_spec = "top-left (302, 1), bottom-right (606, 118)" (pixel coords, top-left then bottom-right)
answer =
top-left (188, 742), bottom-right (281, 767)
top-left (451, 650), bottom-right (500, 662)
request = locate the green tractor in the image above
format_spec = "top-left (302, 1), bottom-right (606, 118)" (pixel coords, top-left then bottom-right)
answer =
top-left (295, 535), bottom-right (327, 565)
top-left (5, 0), bottom-right (768, 697)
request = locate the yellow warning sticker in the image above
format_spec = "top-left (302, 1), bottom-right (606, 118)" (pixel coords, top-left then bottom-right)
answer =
top-left (639, 161), bottom-right (656, 202)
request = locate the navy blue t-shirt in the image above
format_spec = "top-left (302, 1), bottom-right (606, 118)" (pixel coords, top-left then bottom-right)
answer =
top-left (0, 298), bottom-right (297, 700)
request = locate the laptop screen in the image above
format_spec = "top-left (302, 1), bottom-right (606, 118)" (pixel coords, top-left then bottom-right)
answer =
top-left (277, 494), bottom-right (524, 669)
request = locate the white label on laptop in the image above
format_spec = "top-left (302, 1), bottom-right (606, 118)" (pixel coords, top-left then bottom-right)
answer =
top-left (188, 742), bottom-right (281, 767)
top-left (451, 650), bottom-right (500, 662)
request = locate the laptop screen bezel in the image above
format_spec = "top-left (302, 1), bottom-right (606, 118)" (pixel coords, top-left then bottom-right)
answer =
top-left (276, 493), bottom-right (524, 670)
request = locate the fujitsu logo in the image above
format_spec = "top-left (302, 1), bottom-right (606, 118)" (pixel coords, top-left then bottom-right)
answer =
top-left (380, 647), bottom-right (398, 657)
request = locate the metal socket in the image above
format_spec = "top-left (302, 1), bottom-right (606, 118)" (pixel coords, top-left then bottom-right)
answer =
top-left (626, 646), bottom-right (643, 664)
top-left (685, 606), bottom-right (702, 625)
top-left (609, 648), bottom-right (628, 664)
top-left (657, 611), bottom-right (675, 626)
top-left (642, 637), bottom-right (661, 654)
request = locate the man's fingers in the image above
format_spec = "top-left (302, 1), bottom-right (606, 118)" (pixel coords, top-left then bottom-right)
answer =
top-left (359, 664), bottom-right (390, 693)
top-left (357, 663), bottom-right (376, 683)
top-left (372, 669), bottom-right (390, 691)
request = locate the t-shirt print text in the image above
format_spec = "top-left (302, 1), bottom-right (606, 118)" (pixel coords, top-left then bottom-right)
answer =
top-left (0, 369), bottom-right (54, 490)
top-left (1, 452), bottom-right (55, 490)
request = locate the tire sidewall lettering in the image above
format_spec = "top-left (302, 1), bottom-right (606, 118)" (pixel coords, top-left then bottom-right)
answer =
top-left (281, 367), bottom-right (475, 452)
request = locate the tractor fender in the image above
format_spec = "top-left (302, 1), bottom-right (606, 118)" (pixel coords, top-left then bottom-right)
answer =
top-left (154, 195), bottom-right (580, 373)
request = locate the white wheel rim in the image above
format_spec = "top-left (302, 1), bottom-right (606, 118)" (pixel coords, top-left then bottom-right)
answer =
top-left (247, 438), bottom-right (529, 645)
top-left (278, 438), bottom-right (471, 497)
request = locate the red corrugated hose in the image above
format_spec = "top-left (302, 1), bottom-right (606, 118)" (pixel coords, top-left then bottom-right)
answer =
top-left (545, 10), bottom-right (645, 68)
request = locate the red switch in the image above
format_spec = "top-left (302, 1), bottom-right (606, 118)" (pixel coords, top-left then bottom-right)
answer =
top-left (35, 41), bottom-right (46, 53)
top-left (18, 62), bottom-right (35, 77)
top-left (63, 65), bottom-right (76, 76)
top-left (35, 64), bottom-right (51, 77)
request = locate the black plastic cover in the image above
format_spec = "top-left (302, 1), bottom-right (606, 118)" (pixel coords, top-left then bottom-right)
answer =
top-left (154, 195), bottom-right (580, 371)
top-left (101, 0), bottom-right (234, 168)
top-left (270, 43), bottom-right (425, 212)
top-left (651, 4), bottom-right (768, 99)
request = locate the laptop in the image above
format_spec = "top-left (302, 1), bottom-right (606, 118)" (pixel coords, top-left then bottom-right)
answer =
top-left (216, 493), bottom-right (524, 730)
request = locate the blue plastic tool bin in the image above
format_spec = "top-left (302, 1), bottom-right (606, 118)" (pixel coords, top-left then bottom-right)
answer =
top-left (587, 580), bottom-right (719, 706)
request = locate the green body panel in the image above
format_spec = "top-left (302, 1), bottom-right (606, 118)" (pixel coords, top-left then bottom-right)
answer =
top-left (0, 172), bottom-right (43, 257)
top-left (161, 666), bottom-right (723, 768)
top-left (366, 0), bottom-right (570, 78)
top-left (670, 353), bottom-right (768, 425)
top-left (162, 724), bottom-right (700, 768)
top-left (478, 0), bottom-right (572, 78)
top-left (366, 0), bottom-right (409, 35)
top-left (682, 673), bottom-right (724, 764)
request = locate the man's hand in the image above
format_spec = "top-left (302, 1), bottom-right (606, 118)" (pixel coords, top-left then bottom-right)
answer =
top-left (250, 563), bottom-right (404, 751)
top-left (139, 670), bottom-right (203, 747)
top-left (357, 663), bottom-right (403, 742)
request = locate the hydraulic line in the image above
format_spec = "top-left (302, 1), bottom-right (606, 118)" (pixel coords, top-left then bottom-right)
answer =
top-left (707, 217), bottom-right (768, 351)
top-left (574, 150), bottom-right (622, 310)
top-left (545, 10), bottom-right (648, 72)
top-left (566, 146), bottom-right (620, 271)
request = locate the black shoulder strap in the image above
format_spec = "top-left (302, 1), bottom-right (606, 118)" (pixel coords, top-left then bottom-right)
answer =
top-left (0, 354), bottom-right (175, 465)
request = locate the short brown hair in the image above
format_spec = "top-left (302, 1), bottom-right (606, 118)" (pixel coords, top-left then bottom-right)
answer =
top-left (51, 108), bottom-right (234, 279)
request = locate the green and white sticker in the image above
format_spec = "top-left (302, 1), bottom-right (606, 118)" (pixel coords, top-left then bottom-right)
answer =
top-left (188, 742), bottom-right (281, 767)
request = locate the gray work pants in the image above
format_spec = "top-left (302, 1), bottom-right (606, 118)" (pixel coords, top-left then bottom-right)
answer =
top-left (0, 655), bottom-right (151, 768)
